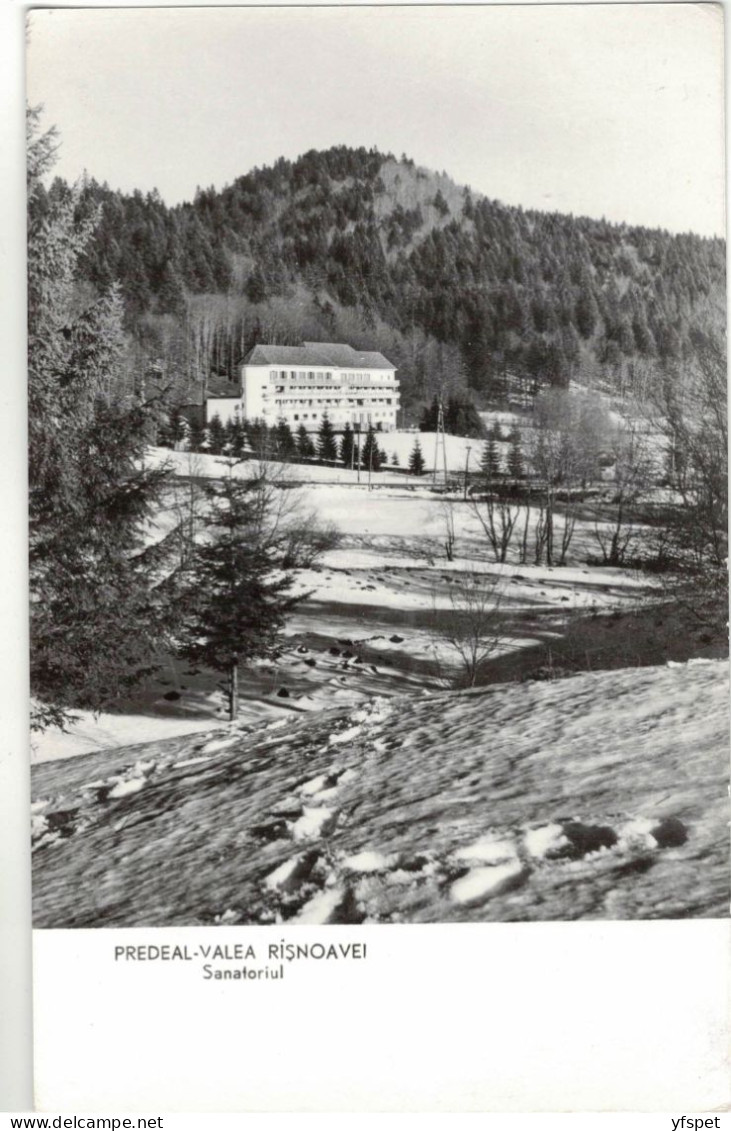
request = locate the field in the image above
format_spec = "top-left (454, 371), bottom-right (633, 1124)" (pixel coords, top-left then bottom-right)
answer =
top-left (30, 444), bottom-right (729, 925)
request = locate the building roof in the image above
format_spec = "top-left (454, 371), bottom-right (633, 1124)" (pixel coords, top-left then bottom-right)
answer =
top-left (243, 341), bottom-right (395, 370)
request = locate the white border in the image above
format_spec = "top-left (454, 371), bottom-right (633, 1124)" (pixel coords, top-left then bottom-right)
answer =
top-left (4, 0), bottom-right (730, 1115)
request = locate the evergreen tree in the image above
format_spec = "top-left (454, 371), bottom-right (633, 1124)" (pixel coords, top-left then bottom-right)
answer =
top-left (274, 418), bottom-right (296, 460)
top-left (317, 412), bottom-right (338, 462)
top-left (247, 418), bottom-right (271, 459)
top-left (419, 396), bottom-right (439, 432)
top-left (229, 416), bottom-right (247, 458)
top-left (445, 395), bottom-right (486, 438)
top-left (481, 435), bottom-right (502, 481)
top-left (408, 438), bottom-right (426, 476)
top-left (296, 423), bottom-right (315, 459)
top-left (223, 416), bottom-right (239, 454)
top-left (157, 260), bottom-right (187, 317)
top-left (187, 416), bottom-right (206, 453)
top-left (178, 464), bottom-right (300, 720)
top-left (339, 422), bottom-right (355, 468)
top-left (207, 413), bottom-right (226, 454)
top-left (391, 450), bottom-right (400, 467)
top-left (28, 108), bottom-right (173, 729)
top-left (362, 424), bottom-right (382, 472)
top-left (507, 426), bottom-right (524, 479)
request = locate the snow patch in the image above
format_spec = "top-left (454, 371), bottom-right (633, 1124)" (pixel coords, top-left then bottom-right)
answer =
top-left (299, 774), bottom-right (329, 796)
top-left (108, 778), bottom-right (146, 799)
top-left (311, 786), bottom-right (340, 803)
top-left (293, 887), bottom-right (344, 924)
top-left (291, 807), bottom-right (336, 841)
top-left (201, 736), bottom-right (240, 754)
top-left (524, 824), bottom-right (569, 859)
top-left (264, 856), bottom-right (305, 890)
top-left (453, 837), bottom-right (518, 865)
top-left (450, 861), bottom-right (527, 904)
top-left (329, 725), bottom-right (363, 746)
top-left (173, 755), bottom-right (212, 768)
top-left (341, 851), bottom-right (395, 874)
top-left (617, 817), bottom-right (662, 852)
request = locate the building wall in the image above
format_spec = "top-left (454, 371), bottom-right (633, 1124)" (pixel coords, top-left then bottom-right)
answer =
top-left (205, 397), bottom-right (244, 427)
top-left (240, 363), bottom-right (400, 432)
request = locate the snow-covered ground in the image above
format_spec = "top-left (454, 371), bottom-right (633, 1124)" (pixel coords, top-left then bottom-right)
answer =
top-left (146, 432), bottom-right (507, 479)
top-left (31, 660), bottom-right (730, 925)
top-left (31, 442), bottom-right (727, 926)
top-left (34, 453), bottom-right (667, 767)
top-left (32, 520), bottom-right (657, 765)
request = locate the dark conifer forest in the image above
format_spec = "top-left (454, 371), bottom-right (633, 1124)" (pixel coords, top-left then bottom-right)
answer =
top-left (38, 145), bottom-right (725, 415)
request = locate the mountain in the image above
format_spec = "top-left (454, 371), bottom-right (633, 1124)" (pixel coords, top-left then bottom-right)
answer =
top-left (40, 146), bottom-right (725, 414)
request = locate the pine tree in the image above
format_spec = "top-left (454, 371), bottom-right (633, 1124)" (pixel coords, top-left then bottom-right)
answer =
top-left (28, 108), bottom-right (173, 729)
top-left (339, 422), bottom-right (355, 468)
top-left (207, 413), bottom-right (226, 454)
top-left (481, 435), bottom-right (501, 481)
top-left (445, 395), bottom-right (486, 438)
top-left (247, 419), bottom-right (271, 459)
top-left (274, 419), bottom-right (296, 460)
top-left (391, 450), bottom-right (400, 467)
top-left (317, 412), bottom-right (338, 462)
top-left (507, 426), bottom-right (524, 479)
top-left (229, 416), bottom-right (247, 459)
top-left (178, 464), bottom-right (300, 720)
top-left (296, 423), bottom-right (315, 460)
top-left (362, 424), bottom-right (382, 472)
top-left (187, 416), bottom-right (206, 453)
top-left (408, 438), bottom-right (426, 476)
top-left (419, 396), bottom-right (439, 432)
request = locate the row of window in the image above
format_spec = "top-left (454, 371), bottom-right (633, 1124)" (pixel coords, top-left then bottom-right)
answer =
top-left (287, 410), bottom-right (393, 423)
top-left (269, 397), bottom-right (395, 408)
top-left (265, 370), bottom-right (396, 385)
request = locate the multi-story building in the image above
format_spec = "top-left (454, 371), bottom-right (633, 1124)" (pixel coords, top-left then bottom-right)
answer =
top-left (205, 341), bottom-right (400, 433)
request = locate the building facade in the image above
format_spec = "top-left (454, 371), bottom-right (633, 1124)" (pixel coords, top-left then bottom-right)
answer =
top-left (206, 342), bottom-right (400, 432)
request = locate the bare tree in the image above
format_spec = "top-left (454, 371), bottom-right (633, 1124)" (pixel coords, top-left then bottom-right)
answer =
top-left (440, 497), bottom-right (457, 561)
top-left (592, 411), bottom-right (654, 566)
top-left (431, 571), bottom-right (506, 688)
top-left (641, 329), bottom-right (727, 625)
top-left (649, 335), bottom-right (727, 571)
top-left (528, 388), bottom-right (612, 565)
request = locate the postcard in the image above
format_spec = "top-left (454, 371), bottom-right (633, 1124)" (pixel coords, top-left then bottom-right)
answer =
top-left (23, 2), bottom-right (728, 1112)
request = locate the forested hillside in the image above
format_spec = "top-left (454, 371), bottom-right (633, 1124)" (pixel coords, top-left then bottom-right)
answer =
top-left (38, 145), bottom-right (725, 414)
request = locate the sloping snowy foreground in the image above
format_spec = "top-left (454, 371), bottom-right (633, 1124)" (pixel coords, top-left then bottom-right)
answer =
top-left (31, 660), bottom-right (728, 926)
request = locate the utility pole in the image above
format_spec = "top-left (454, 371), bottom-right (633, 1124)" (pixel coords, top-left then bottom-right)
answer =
top-left (464, 444), bottom-right (472, 500)
top-left (355, 423), bottom-right (361, 483)
top-left (432, 396), bottom-right (448, 489)
top-left (229, 652), bottom-right (239, 723)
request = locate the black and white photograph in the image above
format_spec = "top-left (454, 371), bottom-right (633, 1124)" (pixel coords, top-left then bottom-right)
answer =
top-left (26, 2), bottom-right (727, 937)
